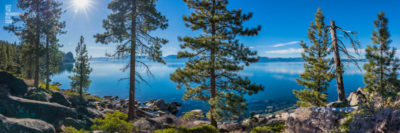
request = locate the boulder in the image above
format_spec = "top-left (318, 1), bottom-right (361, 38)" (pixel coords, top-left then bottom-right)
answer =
top-left (154, 99), bottom-right (169, 111)
top-left (134, 115), bottom-right (178, 131)
top-left (0, 95), bottom-right (78, 130)
top-left (133, 118), bottom-right (163, 131)
top-left (151, 115), bottom-right (178, 126)
top-left (0, 114), bottom-right (56, 133)
top-left (50, 92), bottom-right (71, 107)
top-left (347, 108), bottom-right (400, 132)
top-left (183, 120), bottom-right (210, 128)
top-left (157, 111), bottom-right (167, 117)
top-left (103, 96), bottom-right (113, 101)
top-left (286, 107), bottom-right (341, 133)
top-left (219, 122), bottom-right (242, 132)
top-left (347, 88), bottom-right (367, 106)
top-left (0, 71), bottom-right (28, 97)
top-left (0, 85), bottom-right (9, 99)
top-left (62, 116), bottom-right (93, 131)
top-left (83, 107), bottom-right (104, 118)
top-left (68, 95), bottom-right (86, 107)
top-left (25, 87), bottom-right (51, 102)
top-left (168, 103), bottom-right (179, 115)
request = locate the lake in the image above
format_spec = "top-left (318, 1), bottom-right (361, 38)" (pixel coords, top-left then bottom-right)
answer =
top-left (51, 60), bottom-right (366, 115)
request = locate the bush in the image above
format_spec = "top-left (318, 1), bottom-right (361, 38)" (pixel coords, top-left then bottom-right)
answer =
top-left (39, 83), bottom-right (61, 92)
top-left (91, 111), bottom-right (135, 133)
top-left (62, 127), bottom-right (89, 133)
top-left (182, 110), bottom-right (204, 121)
top-left (65, 89), bottom-right (79, 96)
top-left (250, 122), bottom-right (286, 133)
top-left (64, 89), bottom-right (102, 101)
top-left (86, 94), bottom-right (102, 101)
top-left (154, 125), bottom-right (219, 133)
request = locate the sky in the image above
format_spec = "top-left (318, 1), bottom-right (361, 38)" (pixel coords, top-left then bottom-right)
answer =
top-left (0, 0), bottom-right (399, 58)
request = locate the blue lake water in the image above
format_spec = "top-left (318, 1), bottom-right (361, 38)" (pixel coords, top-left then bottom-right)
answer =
top-left (51, 60), bottom-right (366, 115)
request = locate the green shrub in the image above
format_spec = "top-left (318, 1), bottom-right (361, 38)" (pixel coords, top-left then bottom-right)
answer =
top-left (65, 89), bottom-right (79, 96)
top-left (62, 127), bottom-right (89, 133)
top-left (86, 94), bottom-right (102, 101)
top-left (182, 110), bottom-right (204, 121)
top-left (250, 122), bottom-right (286, 133)
top-left (64, 89), bottom-right (102, 101)
top-left (39, 83), bottom-right (61, 92)
top-left (91, 111), bottom-right (135, 133)
top-left (154, 125), bottom-right (219, 133)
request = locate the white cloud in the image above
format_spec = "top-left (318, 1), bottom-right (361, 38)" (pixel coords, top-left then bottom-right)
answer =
top-left (272, 41), bottom-right (300, 47)
top-left (265, 48), bottom-right (303, 54)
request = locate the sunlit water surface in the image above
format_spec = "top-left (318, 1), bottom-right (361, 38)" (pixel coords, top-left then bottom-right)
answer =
top-left (52, 60), bottom-right (366, 115)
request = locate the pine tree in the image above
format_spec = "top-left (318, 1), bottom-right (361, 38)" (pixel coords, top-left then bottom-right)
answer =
top-left (94, 0), bottom-right (168, 120)
top-left (6, 43), bottom-right (14, 70)
top-left (363, 12), bottom-right (400, 105)
top-left (294, 9), bottom-right (333, 107)
top-left (170, 0), bottom-right (263, 127)
top-left (4, 0), bottom-right (48, 87)
top-left (69, 36), bottom-right (92, 102)
top-left (0, 43), bottom-right (8, 69)
top-left (42, 0), bottom-right (66, 90)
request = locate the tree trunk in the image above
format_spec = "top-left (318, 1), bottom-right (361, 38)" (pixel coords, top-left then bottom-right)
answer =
top-left (45, 35), bottom-right (50, 90)
top-left (27, 53), bottom-right (33, 79)
top-left (34, 0), bottom-right (40, 88)
top-left (209, 0), bottom-right (218, 128)
top-left (380, 43), bottom-right (383, 94)
top-left (330, 20), bottom-right (346, 102)
top-left (80, 48), bottom-right (84, 102)
top-left (128, 0), bottom-right (137, 121)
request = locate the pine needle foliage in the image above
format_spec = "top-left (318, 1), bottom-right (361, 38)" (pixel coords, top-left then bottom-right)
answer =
top-left (363, 12), bottom-right (400, 104)
top-left (294, 9), bottom-right (333, 107)
top-left (69, 36), bottom-right (92, 101)
top-left (170, 0), bottom-right (263, 126)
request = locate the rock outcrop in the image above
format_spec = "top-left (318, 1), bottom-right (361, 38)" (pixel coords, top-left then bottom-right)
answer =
top-left (347, 108), bottom-right (400, 133)
top-left (347, 87), bottom-right (367, 106)
top-left (25, 87), bottom-right (52, 102)
top-left (50, 92), bottom-right (71, 107)
top-left (134, 115), bottom-right (179, 131)
top-left (0, 95), bottom-right (79, 130)
top-left (0, 72), bottom-right (27, 97)
top-left (93, 97), bottom-right (182, 117)
top-left (0, 114), bottom-right (56, 133)
top-left (285, 107), bottom-right (356, 133)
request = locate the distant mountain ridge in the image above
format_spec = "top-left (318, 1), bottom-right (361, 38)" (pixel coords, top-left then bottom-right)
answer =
top-left (89, 55), bottom-right (367, 62)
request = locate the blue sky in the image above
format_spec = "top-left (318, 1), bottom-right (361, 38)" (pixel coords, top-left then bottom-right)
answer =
top-left (0, 0), bottom-right (399, 57)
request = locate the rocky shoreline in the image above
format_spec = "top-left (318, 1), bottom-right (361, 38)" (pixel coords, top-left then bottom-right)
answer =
top-left (2, 71), bottom-right (400, 133)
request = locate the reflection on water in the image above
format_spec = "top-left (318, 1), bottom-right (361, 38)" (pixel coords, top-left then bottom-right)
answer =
top-left (55, 63), bottom-right (73, 74)
top-left (51, 60), bottom-right (366, 115)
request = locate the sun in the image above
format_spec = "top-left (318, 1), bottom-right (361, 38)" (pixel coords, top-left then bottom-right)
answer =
top-left (73, 0), bottom-right (91, 9)
top-left (69, 0), bottom-right (93, 14)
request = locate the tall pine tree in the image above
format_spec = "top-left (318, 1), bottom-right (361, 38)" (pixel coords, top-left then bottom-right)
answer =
top-left (363, 12), bottom-right (399, 105)
top-left (0, 43), bottom-right (8, 70)
top-left (42, 0), bottom-right (66, 90)
top-left (4, 0), bottom-right (47, 88)
top-left (69, 36), bottom-right (92, 102)
top-left (294, 9), bottom-right (333, 107)
top-left (170, 0), bottom-right (263, 127)
top-left (95, 0), bottom-right (168, 120)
